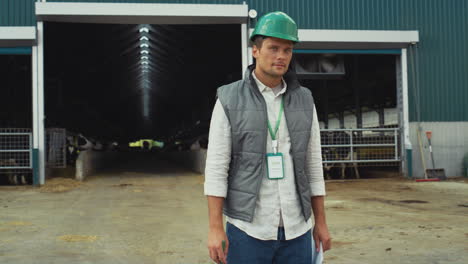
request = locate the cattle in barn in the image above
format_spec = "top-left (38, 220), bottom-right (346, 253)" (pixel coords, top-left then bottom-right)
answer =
top-left (321, 130), bottom-right (360, 180)
top-left (77, 134), bottom-right (94, 151)
top-left (65, 134), bottom-right (95, 166)
top-left (0, 159), bottom-right (29, 185)
top-left (104, 141), bottom-right (120, 151)
top-left (322, 150), bottom-right (360, 180)
top-left (190, 140), bottom-right (201, 151)
top-left (66, 136), bottom-right (79, 166)
top-left (92, 141), bottom-right (104, 151)
top-left (322, 148), bottom-right (336, 180)
top-left (107, 142), bottom-right (119, 151)
top-left (198, 134), bottom-right (209, 149)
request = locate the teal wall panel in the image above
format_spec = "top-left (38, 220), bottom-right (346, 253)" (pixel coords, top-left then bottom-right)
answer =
top-left (1, 0), bottom-right (467, 121)
top-left (0, 47), bottom-right (32, 54)
top-left (0, 0), bottom-right (35, 26)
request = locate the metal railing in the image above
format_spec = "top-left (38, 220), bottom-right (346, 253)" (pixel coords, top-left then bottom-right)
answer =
top-left (46, 128), bottom-right (67, 168)
top-left (320, 128), bottom-right (400, 165)
top-left (0, 128), bottom-right (33, 170)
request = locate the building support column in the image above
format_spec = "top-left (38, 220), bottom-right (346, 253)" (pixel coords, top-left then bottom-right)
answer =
top-left (33, 21), bottom-right (46, 185)
top-left (400, 48), bottom-right (412, 178)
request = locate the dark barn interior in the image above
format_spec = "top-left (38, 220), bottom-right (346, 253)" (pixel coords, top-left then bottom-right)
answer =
top-left (0, 54), bottom-right (32, 128)
top-left (44, 22), bottom-right (242, 145)
top-left (296, 54), bottom-right (397, 127)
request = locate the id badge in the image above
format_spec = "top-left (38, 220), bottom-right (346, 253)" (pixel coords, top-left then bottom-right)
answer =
top-left (266, 153), bottom-right (285, 180)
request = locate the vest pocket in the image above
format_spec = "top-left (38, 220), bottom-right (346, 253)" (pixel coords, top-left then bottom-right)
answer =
top-left (225, 188), bottom-right (257, 221)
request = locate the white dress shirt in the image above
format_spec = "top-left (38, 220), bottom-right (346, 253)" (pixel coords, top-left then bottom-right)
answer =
top-left (204, 71), bottom-right (326, 240)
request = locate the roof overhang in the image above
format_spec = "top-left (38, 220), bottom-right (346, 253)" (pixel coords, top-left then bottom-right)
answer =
top-left (249, 29), bottom-right (419, 49)
top-left (295, 29), bottom-right (419, 49)
top-left (36, 2), bottom-right (248, 24)
top-left (0, 27), bottom-right (37, 47)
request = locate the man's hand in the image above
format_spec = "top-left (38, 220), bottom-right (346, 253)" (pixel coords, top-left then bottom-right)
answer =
top-left (313, 223), bottom-right (331, 252)
top-left (311, 196), bottom-right (331, 252)
top-left (207, 196), bottom-right (228, 263)
top-left (208, 227), bottom-right (229, 264)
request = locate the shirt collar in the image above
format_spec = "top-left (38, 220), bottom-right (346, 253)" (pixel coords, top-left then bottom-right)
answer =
top-left (252, 70), bottom-right (287, 95)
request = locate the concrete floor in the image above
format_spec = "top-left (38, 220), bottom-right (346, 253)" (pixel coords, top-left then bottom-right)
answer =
top-left (0, 155), bottom-right (467, 264)
top-left (1, 156), bottom-right (210, 264)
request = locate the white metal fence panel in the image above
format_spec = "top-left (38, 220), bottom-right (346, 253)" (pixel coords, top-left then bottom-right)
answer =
top-left (46, 128), bottom-right (67, 168)
top-left (321, 128), bottom-right (400, 166)
top-left (0, 128), bottom-right (33, 170)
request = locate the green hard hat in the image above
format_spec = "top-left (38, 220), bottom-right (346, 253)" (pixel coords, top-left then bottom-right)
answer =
top-left (250, 11), bottom-right (299, 43)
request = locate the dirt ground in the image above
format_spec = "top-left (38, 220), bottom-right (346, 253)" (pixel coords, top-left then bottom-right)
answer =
top-left (0, 157), bottom-right (467, 264)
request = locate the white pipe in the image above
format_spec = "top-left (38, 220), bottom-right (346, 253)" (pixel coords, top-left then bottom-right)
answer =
top-left (241, 23), bottom-right (248, 77)
top-left (401, 48), bottom-right (412, 150)
top-left (248, 47), bottom-right (253, 65)
top-left (32, 45), bottom-right (38, 150)
top-left (37, 21), bottom-right (45, 185)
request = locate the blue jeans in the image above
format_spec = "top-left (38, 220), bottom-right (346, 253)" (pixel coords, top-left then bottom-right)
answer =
top-left (226, 222), bottom-right (312, 264)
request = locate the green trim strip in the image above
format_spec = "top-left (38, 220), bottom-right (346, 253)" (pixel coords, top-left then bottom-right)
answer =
top-left (32, 148), bottom-right (39, 185)
top-left (406, 149), bottom-right (413, 179)
top-left (0, 47), bottom-right (32, 55)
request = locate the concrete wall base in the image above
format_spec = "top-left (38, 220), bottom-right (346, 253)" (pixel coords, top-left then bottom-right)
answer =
top-left (167, 150), bottom-right (207, 174)
top-left (409, 122), bottom-right (468, 178)
top-left (75, 150), bottom-right (119, 181)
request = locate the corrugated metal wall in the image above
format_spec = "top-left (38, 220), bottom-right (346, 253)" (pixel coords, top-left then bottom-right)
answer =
top-left (0, 0), bottom-right (35, 26)
top-left (2, 0), bottom-right (467, 121)
top-left (410, 122), bottom-right (468, 177)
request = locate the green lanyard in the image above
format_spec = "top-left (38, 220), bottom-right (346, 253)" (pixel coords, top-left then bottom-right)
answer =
top-left (267, 97), bottom-right (284, 153)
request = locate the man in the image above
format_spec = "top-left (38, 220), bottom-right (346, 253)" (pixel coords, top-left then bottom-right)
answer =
top-left (204, 11), bottom-right (331, 264)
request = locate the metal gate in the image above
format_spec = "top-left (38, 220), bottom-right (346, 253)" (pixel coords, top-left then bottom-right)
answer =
top-left (46, 128), bottom-right (67, 168)
top-left (321, 128), bottom-right (400, 166)
top-left (0, 128), bottom-right (33, 171)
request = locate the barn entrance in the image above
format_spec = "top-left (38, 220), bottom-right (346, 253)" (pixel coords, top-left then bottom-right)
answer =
top-left (294, 51), bottom-right (403, 179)
top-left (33, 2), bottom-right (248, 184)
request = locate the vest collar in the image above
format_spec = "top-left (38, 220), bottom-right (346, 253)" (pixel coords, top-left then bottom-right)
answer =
top-left (245, 64), bottom-right (301, 94)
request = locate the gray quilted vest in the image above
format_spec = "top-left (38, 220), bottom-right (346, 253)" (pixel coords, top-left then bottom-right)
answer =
top-left (217, 65), bottom-right (315, 223)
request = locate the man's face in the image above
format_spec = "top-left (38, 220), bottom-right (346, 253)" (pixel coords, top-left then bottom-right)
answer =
top-left (252, 37), bottom-right (294, 79)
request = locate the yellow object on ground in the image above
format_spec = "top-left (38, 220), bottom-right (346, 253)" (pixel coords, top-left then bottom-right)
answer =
top-left (128, 139), bottom-right (164, 150)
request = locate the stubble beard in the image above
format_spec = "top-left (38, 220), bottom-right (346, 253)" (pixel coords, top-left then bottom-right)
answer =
top-left (266, 66), bottom-right (288, 79)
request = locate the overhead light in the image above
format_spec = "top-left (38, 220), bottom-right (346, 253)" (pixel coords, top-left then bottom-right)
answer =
top-left (141, 61), bottom-right (149, 65)
top-left (139, 27), bottom-right (149, 33)
top-left (140, 36), bottom-right (149, 41)
top-left (140, 43), bottom-right (149, 48)
top-left (249, 9), bottom-right (258, 19)
top-left (141, 56), bottom-right (149, 60)
top-left (140, 50), bottom-right (149, 55)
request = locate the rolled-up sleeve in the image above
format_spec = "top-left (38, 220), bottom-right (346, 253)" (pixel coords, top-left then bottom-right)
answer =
top-left (204, 99), bottom-right (232, 197)
top-left (306, 105), bottom-right (326, 196)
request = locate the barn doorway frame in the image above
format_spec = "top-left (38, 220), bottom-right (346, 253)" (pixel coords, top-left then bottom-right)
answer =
top-left (0, 27), bottom-right (37, 184)
top-left (33, 1), bottom-right (249, 185)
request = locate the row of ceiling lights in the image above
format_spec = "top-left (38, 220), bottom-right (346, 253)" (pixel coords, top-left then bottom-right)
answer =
top-left (138, 25), bottom-right (151, 119)
top-left (139, 25), bottom-right (150, 76)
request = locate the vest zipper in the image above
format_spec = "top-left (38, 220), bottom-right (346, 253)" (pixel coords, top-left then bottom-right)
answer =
top-left (248, 74), bottom-right (269, 220)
